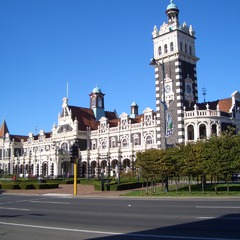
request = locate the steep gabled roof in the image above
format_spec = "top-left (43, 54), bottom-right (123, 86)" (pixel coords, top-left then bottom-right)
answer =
top-left (69, 106), bottom-right (99, 130)
top-left (0, 119), bottom-right (9, 138)
top-left (218, 98), bottom-right (232, 113)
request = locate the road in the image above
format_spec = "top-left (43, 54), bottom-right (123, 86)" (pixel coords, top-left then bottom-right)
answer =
top-left (0, 194), bottom-right (240, 240)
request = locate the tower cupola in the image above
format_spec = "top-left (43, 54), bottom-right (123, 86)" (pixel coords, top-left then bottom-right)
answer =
top-left (166, 0), bottom-right (179, 23)
top-left (130, 101), bottom-right (139, 118)
top-left (89, 86), bottom-right (105, 120)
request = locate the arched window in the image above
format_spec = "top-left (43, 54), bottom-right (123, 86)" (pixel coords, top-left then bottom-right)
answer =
top-left (61, 142), bottom-right (68, 152)
top-left (111, 138), bottom-right (116, 148)
top-left (133, 135), bottom-right (139, 146)
top-left (91, 97), bottom-right (96, 108)
top-left (97, 96), bottom-right (103, 108)
top-left (199, 124), bottom-right (207, 139)
top-left (185, 44), bottom-right (188, 53)
top-left (101, 140), bottom-right (107, 149)
top-left (189, 46), bottom-right (192, 55)
top-left (91, 141), bottom-right (96, 150)
top-left (187, 125), bottom-right (194, 140)
top-left (146, 135), bottom-right (153, 145)
top-left (170, 42), bottom-right (174, 51)
top-left (211, 124), bottom-right (217, 136)
top-left (180, 42), bottom-right (183, 51)
top-left (122, 139), bottom-right (128, 147)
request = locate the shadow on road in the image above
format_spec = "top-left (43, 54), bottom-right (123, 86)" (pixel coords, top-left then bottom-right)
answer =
top-left (86, 213), bottom-right (240, 240)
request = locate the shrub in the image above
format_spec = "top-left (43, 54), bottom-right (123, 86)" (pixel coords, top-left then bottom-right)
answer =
top-left (1, 183), bottom-right (20, 190)
top-left (18, 184), bottom-right (35, 190)
top-left (33, 183), bottom-right (59, 189)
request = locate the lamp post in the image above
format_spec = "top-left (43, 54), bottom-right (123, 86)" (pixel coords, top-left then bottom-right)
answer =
top-left (150, 57), bottom-right (169, 192)
top-left (86, 148), bottom-right (90, 180)
top-left (117, 141), bottom-right (122, 185)
top-left (149, 57), bottom-right (167, 149)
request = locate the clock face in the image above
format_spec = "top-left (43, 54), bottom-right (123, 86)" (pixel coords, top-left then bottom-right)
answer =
top-left (165, 84), bottom-right (171, 93)
top-left (186, 85), bottom-right (192, 94)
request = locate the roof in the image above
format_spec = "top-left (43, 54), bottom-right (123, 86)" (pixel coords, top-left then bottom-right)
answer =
top-left (0, 119), bottom-right (9, 138)
top-left (186, 98), bottom-right (233, 115)
top-left (166, 0), bottom-right (179, 11)
top-left (92, 86), bottom-right (102, 94)
top-left (69, 106), bottom-right (99, 130)
top-left (10, 135), bottom-right (28, 142)
top-left (69, 106), bottom-right (119, 130)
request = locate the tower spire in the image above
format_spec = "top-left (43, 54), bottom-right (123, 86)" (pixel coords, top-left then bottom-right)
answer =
top-left (0, 119), bottom-right (9, 138)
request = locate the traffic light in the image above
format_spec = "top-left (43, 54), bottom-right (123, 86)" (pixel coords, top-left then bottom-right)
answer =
top-left (70, 144), bottom-right (78, 158)
top-left (69, 146), bottom-right (73, 156)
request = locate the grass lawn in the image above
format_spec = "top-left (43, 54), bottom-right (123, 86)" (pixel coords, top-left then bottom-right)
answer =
top-left (122, 183), bottom-right (240, 197)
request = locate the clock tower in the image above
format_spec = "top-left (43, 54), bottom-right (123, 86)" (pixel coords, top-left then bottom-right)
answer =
top-left (151, 0), bottom-right (199, 148)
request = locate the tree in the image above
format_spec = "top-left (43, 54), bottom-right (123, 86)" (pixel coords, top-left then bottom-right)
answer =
top-left (136, 149), bottom-right (160, 193)
top-left (178, 143), bottom-right (198, 193)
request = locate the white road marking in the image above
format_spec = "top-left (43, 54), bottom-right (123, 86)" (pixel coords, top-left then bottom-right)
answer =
top-left (0, 207), bottom-right (30, 211)
top-left (0, 221), bottom-right (237, 240)
top-left (30, 200), bottom-right (70, 204)
top-left (198, 216), bottom-right (240, 221)
top-left (196, 206), bottom-right (240, 209)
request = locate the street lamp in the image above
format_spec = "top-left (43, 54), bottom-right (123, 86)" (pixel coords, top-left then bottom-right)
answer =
top-left (117, 141), bottom-right (122, 184)
top-left (149, 57), bottom-right (167, 149)
top-left (150, 57), bottom-right (169, 192)
top-left (87, 148), bottom-right (90, 180)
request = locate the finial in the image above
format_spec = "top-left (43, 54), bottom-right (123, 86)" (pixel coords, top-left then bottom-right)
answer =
top-left (170, 0), bottom-right (173, 3)
top-left (66, 81), bottom-right (68, 98)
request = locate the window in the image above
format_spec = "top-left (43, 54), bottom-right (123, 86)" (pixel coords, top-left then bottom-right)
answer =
top-left (158, 46), bottom-right (162, 55)
top-left (97, 97), bottom-right (103, 108)
top-left (61, 142), bottom-right (68, 152)
top-left (211, 124), bottom-right (217, 135)
top-left (187, 125), bottom-right (194, 140)
top-left (199, 124), bottom-right (207, 139)
top-left (111, 138), bottom-right (116, 148)
top-left (133, 135), bottom-right (139, 145)
top-left (185, 44), bottom-right (187, 53)
top-left (180, 42), bottom-right (183, 51)
top-left (92, 97), bottom-right (96, 108)
top-left (170, 42), bottom-right (174, 51)
top-left (164, 44), bottom-right (168, 54)
top-left (189, 46), bottom-right (192, 55)
top-left (146, 136), bottom-right (153, 145)
top-left (92, 141), bottom-right (96, 150)
top-left (122, 139), bottom-right (128, 147)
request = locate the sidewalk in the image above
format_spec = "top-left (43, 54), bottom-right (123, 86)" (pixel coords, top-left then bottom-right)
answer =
top-left (0, 184), bottom-right (132, 197)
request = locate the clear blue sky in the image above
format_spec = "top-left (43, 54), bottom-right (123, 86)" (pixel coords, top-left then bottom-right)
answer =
top-left (0, 0), bottom-right (239, 135)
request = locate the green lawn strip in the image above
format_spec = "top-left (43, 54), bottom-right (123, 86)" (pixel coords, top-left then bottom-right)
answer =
top-left (121, 183), bottom-right (240, 197)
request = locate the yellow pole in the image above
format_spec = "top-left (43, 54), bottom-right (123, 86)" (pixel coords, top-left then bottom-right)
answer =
top-left (74, 159), bottom-right (77, 195)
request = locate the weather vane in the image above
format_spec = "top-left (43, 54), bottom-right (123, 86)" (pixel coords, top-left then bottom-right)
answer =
top-left (202, 88), bottom-right (207, 103)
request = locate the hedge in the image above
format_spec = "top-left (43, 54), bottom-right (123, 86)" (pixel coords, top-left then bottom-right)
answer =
top-left (0, 183), bottom-right (59, 190)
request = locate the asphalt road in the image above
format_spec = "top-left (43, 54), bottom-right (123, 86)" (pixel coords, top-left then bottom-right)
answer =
top-left (0, 194), bottom-right (240, 240)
